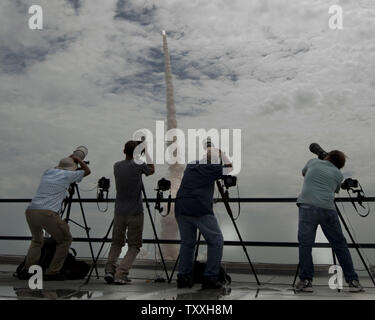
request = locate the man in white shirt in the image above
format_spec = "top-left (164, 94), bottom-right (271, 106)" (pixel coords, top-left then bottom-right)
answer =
top-left (21, 155), bottom-right (90, 281)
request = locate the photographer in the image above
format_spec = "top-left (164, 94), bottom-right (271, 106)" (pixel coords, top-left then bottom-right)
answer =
top-left (296, 150), bottom-right (363, 292)
top-left (104, 140), bottom-right (154, 285)
top-left (21, 155), bottom-right (90, 281)
top-left (175, 147), bottom-right (232, 289)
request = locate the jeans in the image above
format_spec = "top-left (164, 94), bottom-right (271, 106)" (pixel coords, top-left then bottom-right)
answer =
top-left (298, 204), bottom-right (358, 282)
top-left (175, 213), bottom-right (224, 281)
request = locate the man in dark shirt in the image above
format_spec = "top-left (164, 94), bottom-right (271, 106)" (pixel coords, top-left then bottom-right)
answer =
top-left (104, 140), bottom-right (154, 285)
top-left (175, 147), bottom-right (232, 289)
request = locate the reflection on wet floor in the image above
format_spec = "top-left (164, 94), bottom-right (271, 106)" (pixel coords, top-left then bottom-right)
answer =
top-left (1, 265), bottom-right (375, 300)
top-left (4, 287), bottom-right (104, 300)
top-left (176, 287), bottom-right (232, 300)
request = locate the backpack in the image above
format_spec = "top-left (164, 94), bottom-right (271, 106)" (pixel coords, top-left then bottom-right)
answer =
top-left (192, 261), bottom-right (232, 284)
top-left (15, 238), bottom-right (90, 280)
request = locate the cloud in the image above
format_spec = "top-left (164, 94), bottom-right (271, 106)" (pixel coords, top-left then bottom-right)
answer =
top-left (1, 0), bottom-right (375, 263)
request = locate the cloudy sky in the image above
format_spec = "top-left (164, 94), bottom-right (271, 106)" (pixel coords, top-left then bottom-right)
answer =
top-left (1, 0), bottom-right (375, 266)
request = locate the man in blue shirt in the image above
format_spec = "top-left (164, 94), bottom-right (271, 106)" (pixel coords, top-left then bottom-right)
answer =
top-left (175, 147), bottom-right (232, 289)
top-left (21, 155), bottom-right (90, 281)
top-left (295, 150), bottom-right (363, 292)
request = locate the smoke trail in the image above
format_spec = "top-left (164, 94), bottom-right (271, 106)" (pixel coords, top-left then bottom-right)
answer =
top-left (161, 30), bottom-right (184, 260)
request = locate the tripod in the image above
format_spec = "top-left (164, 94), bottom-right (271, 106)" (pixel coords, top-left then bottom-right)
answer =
top-left (61, 182), bottom-right (99, 278)
top-left (85, 180), bottom-right (170, 284)
top-left (169, 179), bottom-right (261, 286)
top-left (292, 201), bottom-right (375, 287)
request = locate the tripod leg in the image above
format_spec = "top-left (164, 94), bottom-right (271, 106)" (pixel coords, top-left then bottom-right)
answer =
top-left (142, 183), bottom-right (170, 283)
top-left (85, 219), bottom-right (114, 285)
top-left (75, 185), bottom-right (99, 279)
top-left (62, 190), bottom-right (74, 223)
top-left (292, 263), bottom-right (300, 287)
top-left (216, 181), bottom-right (261, 285)
top-left (194, 232), bottom-right (202, 263)
top-left (169, 255), bottom-right (180, 284)
top-left (335, 203), bottom-right (375, 286)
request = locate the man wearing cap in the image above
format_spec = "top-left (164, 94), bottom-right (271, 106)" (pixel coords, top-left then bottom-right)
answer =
top-left (21, 155), bottom-right (90, 281)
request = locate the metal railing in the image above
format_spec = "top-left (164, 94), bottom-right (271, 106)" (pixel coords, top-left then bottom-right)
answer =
top-left (0, 197), bottom-right (374, 249)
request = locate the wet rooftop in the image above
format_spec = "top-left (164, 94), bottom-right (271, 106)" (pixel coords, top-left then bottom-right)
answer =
top-left (1, 259), bottom-right (375, 300)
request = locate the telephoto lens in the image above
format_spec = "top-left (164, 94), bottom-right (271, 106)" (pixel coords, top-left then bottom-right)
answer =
top-left (309, 143), bottom-right (328, 160)
top-left (73, 146), bottom-right (88, 161)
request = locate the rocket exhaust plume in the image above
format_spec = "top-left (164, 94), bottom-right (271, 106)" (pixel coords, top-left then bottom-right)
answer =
top-left (161, 30), bottom-right (184, 259)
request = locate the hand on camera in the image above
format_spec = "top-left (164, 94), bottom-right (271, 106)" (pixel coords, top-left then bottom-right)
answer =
top-left (69, 155), bottom-right (81, 163)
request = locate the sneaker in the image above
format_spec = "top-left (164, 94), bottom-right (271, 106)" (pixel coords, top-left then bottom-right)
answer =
top-left (104, 272), bottom-right (114, 284)
top-left (114, 278), bottom-right (128, 285)
top-left (201, 278), bottom-right (222, 290)
top-left (295, 279), bottom-right (313, 292)
top-left (43, 273), bottom-right (65, 281)
top-left (114, 274), bottom-right (132, 285)
top-left (177, 276), bottom-right (193, 289)
top-left (348, 279), bottom-right (364, 293)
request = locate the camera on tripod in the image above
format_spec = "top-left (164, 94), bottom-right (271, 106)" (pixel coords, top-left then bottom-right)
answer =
top-left (96, 177), bottom-right (110, 213)
top-left (157, 178), bottom-right (171, 192)
top-left (97, 177), bottom-right (110, 200)
top-left (155, 178), bottom-right (171, 216)
top-left (223, 175), bottom-right (237, 189)
top-left (341, 178), bottom-right (359, 191)
top-left (98, 177), bottom-right (110, 193)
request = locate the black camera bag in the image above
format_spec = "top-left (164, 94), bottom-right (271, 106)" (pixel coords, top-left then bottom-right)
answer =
top-left (15, 238), bottom-right (90, 280)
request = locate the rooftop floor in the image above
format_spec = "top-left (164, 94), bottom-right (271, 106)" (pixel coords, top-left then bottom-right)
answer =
top-left (1, 263), bottom-right (375, 300)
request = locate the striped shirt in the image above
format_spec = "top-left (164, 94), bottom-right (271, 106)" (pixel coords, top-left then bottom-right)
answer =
top-left (28, 168), bottom-right (85, 213)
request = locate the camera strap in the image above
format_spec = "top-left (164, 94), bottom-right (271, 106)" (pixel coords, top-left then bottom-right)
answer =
top-left (347, 186), bottom-right (370, 218)
top-left (155, 190), bottom-right (172, 217)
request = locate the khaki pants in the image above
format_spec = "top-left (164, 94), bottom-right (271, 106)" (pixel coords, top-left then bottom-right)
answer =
top-left (105, 213), bottom-right (144, 280)
top-left (25, 209), bottom-right (72, 275)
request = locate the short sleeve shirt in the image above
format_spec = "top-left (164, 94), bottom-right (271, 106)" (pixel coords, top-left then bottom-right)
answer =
top-left (28, 168), bottom-right (85, 212)
top-left (175, 162), bottom-right (225, 217)
top-left (297, 159), bottom-right (344, 210)
top-left (114, 159), bottom-right (153, 216)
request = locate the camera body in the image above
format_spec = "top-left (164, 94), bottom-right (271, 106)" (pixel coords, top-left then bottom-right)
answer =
top-left (223, 175), bottom-right (237, 189)
top-left (157, 178), bottom-right (171, 192)
top-left (98, 177), bottom-right (110, 191)
top-left (341, 178), bottom-right (359, 190)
